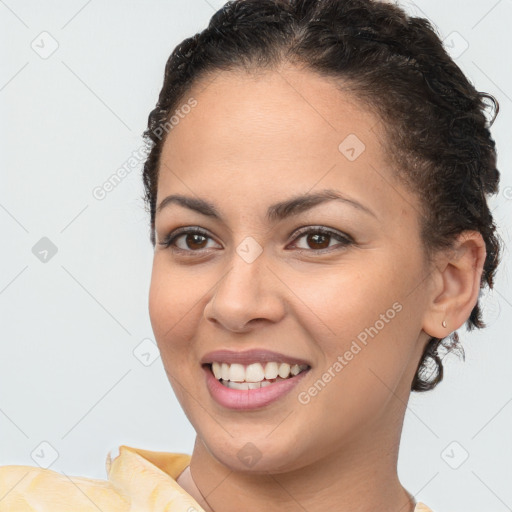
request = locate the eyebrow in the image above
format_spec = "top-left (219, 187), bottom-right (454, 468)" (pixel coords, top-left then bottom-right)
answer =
top-left (155, 188), bottom-right (376, 221)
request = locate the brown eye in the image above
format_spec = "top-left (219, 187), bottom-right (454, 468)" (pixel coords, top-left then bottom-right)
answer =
top-left (158, 227), bottom-right (221, 253)
top-left (305, 232), bottom-right (331, 250)
top-left (184, 233), bottom-right (208, 250)
top-left (290, 227), bottom-right (353, 253)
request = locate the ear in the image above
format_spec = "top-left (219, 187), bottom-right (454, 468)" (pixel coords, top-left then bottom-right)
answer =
top-left (422, 231), bottom-right (486, 338)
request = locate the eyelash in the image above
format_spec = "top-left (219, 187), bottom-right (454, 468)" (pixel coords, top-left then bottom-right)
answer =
top-left (158, 225), bottom-right (353, 256)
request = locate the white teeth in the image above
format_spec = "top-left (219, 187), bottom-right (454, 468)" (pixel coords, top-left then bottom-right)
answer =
top-left (278, 363), bottom-right (291, 379)
top-left (210, 361), bottom-right (309, 383)
top-left (264, 362), bottom-right (279, 379)
top-left (211, 362), bottom-right (222, 380)
top-left (221, 363), bottom-right (230, 381)
top-left (228, 363), bottom-right (246, 382)
top-left (290, 364), bottom-right (301, 376)
top-left (225, 380), bottom-right (273, 390)
top-left (245, 363), bottom-right (265, 382)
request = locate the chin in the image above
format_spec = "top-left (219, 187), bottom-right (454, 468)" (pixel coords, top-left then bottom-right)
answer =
top-left (197, 429), bottom-right (312, 475)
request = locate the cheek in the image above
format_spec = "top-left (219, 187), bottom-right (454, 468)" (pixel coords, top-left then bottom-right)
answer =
top-left (294, 256), bottom-right (424, 420)
top-left (148, 260), bottom-right (207, 408)
top-left (288, 258), bottom-right (407, 339)
top-left (291, 253), bottom-right (424, 382)
top-left (148, 257), bottom-right (203, 354)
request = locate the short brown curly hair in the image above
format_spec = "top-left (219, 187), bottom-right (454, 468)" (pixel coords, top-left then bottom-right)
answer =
top-left (141, 0), bottom-right (502, 392)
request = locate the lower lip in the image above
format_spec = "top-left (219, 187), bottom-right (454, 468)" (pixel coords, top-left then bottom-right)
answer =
top-left (203, 365), bottom-right (310, 410)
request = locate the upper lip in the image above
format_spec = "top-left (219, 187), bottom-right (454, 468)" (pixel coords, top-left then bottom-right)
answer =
top-left (200, 349), bottom-right (311, 367)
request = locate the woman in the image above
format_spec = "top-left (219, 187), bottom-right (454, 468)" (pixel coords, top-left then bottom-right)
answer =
top-left (0, 0), bottom-right (501, 510)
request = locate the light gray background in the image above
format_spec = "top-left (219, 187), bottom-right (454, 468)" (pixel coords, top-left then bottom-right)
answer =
top-left (1, 1), bottom-right (511, 511)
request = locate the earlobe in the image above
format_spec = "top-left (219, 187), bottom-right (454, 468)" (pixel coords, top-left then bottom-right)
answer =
top-left (422, 231), bottom-right (486, 338)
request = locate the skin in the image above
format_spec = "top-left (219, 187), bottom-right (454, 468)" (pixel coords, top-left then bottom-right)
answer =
top-left (148, 62), bottom-right (486, 512)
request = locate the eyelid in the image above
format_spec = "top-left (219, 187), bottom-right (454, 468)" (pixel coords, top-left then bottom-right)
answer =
top-left (158, 226), bottom-right (222, 251)
top-left (289, 225), bottom-right (353, 243)
top-left (286, 225), bottom-right (353, 253)
top-left (159, 224), bottom-right (353, 255)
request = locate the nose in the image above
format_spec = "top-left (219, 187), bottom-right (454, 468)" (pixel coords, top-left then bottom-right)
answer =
top-left (203, 250), bottom-right (286, 333)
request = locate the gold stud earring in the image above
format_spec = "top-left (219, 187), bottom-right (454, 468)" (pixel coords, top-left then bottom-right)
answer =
top-left (442, 320), bottom-right (447, 328)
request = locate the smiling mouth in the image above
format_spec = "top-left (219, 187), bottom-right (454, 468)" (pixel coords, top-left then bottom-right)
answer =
top-left (204, 361), bottom-right (310, 390)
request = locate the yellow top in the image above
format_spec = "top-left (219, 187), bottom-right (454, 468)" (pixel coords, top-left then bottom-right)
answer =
top-left (0, 445), bottom-right (434, 511)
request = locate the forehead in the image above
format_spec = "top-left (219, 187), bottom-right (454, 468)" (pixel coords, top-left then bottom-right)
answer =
top-left (164, 66), bottom-right (383, 163)
top-left (156, 65), bottom-right (414, 223)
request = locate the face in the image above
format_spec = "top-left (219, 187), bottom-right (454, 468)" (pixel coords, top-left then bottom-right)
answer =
top-left (149, 64), bottom-right (433, 473)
